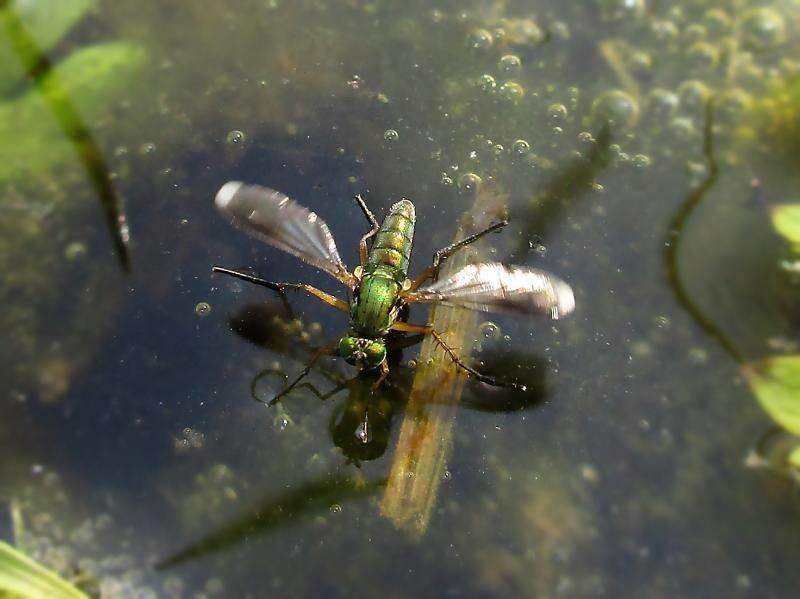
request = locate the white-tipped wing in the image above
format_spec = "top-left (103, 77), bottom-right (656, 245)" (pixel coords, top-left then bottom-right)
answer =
top-left (215, 182), bottom-right (354, 287)
top-left (409, 263), bottom-right (575, 319)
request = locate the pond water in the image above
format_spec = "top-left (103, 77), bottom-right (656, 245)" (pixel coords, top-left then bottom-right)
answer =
top-left (3, 0), bottom-right (800, 597)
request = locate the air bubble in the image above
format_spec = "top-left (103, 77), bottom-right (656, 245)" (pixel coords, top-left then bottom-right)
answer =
top-left (741, 8), bottom-right (786, 50)
top-left (195, 302), bottom-right (211, 317)
top-left (226, 130), bottom-right (245, 145)
top-left (498, 54), bottom-right (522, 76)
top-left (478, 321), bottom-right (501, 341)
top-left (457, 172), bottom-right (482, 194)
top-left (476, 74), bottom-right (497, 92)
top-left (548, 103), bottom-right (568, 123)
top-left (646, 88), bottom-right (679, 119)
top-left (591, 90), bottom-right (639, 128)
top-left (468, 28), bottom-right (494, 50)
top-left (677, 80), bottom-right (711, 113)
top-left (687, 42), bottom-right (719, 71)
top-left (512, 139), bottom-right (531, 156)
top-left (64, 241), bottom-right (87, 261)
top-left (654, 315), bottom-right (671, 328)
top-left (383, 129), bottom-right (399, 141)
top-left (499, 81), bottom-right (525, 103)
top-left (600, 0), bottom-right (645, 22)
top-left (651, 19), bottom-right (678, 42)
top-left (702, 10), bottom-right (730, 38)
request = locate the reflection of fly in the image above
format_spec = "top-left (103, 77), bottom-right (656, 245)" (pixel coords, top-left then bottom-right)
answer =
top-left (212, 182), bottom-right (575, 403)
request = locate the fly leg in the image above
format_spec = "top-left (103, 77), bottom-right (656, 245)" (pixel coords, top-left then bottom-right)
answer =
top-left (293, 381), bottom-right (350, 401)
top-left (212, 267), bottom-right (350, 313)
top-left (250, 368), bottom-right (348, 405)
top-left (390, 321), bottom-right (523, 390)
top-left (268, 338), bottom-right (341, 406)
top-left (371, 361), bottom-right (390, 391)
top-left (408, 220), bottom-right (508, 290)
top-left (354, 194), bottom-right (379, 266)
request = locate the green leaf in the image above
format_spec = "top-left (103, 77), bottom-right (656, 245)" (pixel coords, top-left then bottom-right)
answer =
top-left (769, 204), bottom-right (800, 245)
top-left (743, 355), bottom-right (800, 435)
top-left (0, 42), bottom-right (146, 183)
top-left (0, 541), bottom-right (88, 599)
top-left (0, 0), bottom-right (98, 95)
top-left (789, 446), bottom-right (800, 471)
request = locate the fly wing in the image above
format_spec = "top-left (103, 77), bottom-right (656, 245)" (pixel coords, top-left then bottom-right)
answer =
top-left (409, 263), bottom-right (575, 319)
top-left (215, 182), bottom-right (354, 287)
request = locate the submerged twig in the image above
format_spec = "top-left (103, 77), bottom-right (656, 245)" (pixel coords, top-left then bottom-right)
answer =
top-left (0, 2), bottom-right (131, 270)
top-left (380, 187), bottom-right (507, 537)
top-left (156, 475), bottom-right (385, 569)
top-left (663, 100), bottom-right (742, 363)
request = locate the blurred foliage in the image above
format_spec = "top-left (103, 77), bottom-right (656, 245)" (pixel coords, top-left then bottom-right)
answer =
top-left (758, 77), bottom-right (800, 155)
top-left (744, 356), bottom-right (800, 436)
top-left (770, 203), bottom-right (800, 247)
top-left (0, 541), bottom-right (87, 599)
top-left (0, 42), bottom-right (145, 181)
top-left (0, 0), bottom-right (96, 94)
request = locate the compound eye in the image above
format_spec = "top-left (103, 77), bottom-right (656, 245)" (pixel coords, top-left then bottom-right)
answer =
top-left (339, 337), bottom-right (358, 364)
top-left (365, 342), bottom-right (386, 367)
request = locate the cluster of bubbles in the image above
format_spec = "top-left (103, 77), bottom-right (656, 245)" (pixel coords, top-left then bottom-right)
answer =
top-left (439, 0), bottom-right (796, 199)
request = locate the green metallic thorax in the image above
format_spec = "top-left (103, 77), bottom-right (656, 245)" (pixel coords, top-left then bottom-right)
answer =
top-left (350, 199), bottom-right (416, 338)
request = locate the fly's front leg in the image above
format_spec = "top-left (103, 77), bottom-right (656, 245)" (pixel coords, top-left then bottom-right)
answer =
top-left (390, 321), bottom-right (523, 390)
top-left (269, 337), bottom-right (341, 406)
top-left (408, 220), bottom-right (508, 291)
top-left (354, 194), bottom-right (379, 266)
top-left (251, 368), bottom-right (348, 405)
top-left (212, 267), bottom-right (349, 313)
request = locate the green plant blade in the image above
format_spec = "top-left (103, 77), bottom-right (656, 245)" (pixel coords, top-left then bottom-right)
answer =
top-left (0, 0), bottom-right (97, 95)
top-left (769, 204), bottom-right (800, 245)
top-left (743, 355), bottom-right (800, 436)
top-left (0, 542), bottom-right (87, 599)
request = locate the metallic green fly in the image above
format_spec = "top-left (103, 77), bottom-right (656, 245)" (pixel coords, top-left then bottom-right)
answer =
top-left (212, 182), bottom-right (575, 403)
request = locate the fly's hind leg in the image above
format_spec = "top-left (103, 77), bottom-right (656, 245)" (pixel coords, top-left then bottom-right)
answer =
top-left (390, 321), bottom-right (524, 390)
top-left (212, 267), bottom-right (350, 313)
top-left (408, 220), bottom-right (508, 290)
top-left (354, 194), bottom-right (379, 266)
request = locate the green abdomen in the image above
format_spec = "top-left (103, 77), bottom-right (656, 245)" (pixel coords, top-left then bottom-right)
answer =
top-left (351, 199), bottom-right (415, 337)
top-left (367, 199), bottom-right (415, 280)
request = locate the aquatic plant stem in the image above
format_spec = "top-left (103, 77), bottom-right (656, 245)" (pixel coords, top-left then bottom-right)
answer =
top-left (0, 1), bottom-right (131, 270)
top-left (664, 100), bottom-right (743, 364)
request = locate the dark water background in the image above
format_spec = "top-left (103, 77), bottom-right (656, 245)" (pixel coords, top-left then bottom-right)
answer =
top-left (2, 0), bottom-right (800, 597)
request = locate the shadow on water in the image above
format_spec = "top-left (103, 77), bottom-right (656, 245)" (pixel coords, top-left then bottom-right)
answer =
top-left (508, 123), bottom-right (612, 261)
top-left (0, 0), bottom-right (130, 269)
top-left (155, 475), bottom-right (387, 570)
top-left (153, 305), bottom-right (551, 570)
top-left (230, 301), bottom-right (548, 464)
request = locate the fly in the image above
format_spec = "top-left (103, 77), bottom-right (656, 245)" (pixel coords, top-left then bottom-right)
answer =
top-left (212, 182), bottom-right (575, 403)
